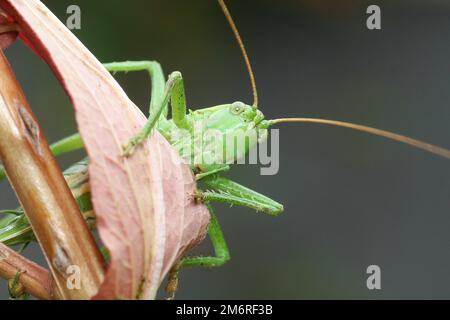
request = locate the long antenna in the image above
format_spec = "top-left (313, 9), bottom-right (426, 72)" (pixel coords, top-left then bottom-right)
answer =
top-left (270, 117), bottom-right (450, 160)
top-left (218, 0), bottom-right (258, 107)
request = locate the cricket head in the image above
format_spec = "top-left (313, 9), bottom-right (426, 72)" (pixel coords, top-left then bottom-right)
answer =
top-left (205, 101), bottom-right (268, 142)
top-left (198, 101), bottom-right (269, 164)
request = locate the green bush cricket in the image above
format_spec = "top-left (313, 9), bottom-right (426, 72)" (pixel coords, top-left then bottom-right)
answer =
top-left (2, 0), bottom-right (450, 299)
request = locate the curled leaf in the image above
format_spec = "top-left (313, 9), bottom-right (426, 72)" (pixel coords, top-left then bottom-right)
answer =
top-left (0, 0), bottom-right (210, 299)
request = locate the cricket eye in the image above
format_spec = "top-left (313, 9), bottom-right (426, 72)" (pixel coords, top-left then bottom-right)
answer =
top-left (230, 102), bottom-right (245, 115)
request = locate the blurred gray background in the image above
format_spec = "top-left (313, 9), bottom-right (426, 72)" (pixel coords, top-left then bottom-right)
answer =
top-left (2, 0), bottom-right (450, 299)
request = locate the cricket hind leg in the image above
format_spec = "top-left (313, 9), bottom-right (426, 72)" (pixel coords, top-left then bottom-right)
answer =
top-left (165, 175), bottom-right (282, 299)
top-left (165, 204), bottom-right (230, 299)
top-left (199, 174), bottom-right (284, 216)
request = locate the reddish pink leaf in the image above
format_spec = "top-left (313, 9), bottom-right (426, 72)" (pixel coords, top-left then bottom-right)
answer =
top-left (178, 164), bottom-right (210, 260)
top-left (0, 0), bottom-right (210, 299)
top-left (0, 9), bottom-right (17, 48)
top-left (158, 137), bottom-right (210, 278)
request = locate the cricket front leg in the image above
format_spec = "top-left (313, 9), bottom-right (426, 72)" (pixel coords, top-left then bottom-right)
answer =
top-left (103, 61), bottom-right (167, 117)
top-left (123, 71), bottom-right (192, 156)
top-left (165, 204), bottom-right (230, 299)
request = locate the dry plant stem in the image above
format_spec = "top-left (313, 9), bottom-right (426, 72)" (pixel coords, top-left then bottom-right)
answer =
top-left (0, 243), bottom-right (53, 299)
top-left (0, 50), bottom-right (104, 299)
